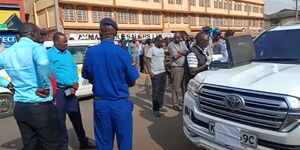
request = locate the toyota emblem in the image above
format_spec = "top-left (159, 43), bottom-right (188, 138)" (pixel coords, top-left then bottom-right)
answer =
top-left (224, 94), bottom-right (245, 111)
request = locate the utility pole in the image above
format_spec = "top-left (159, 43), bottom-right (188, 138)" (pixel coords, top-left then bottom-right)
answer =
top-left (296, 0), bottom-right (299, 21)
top-left (54, 0), bottom-right (63, 32)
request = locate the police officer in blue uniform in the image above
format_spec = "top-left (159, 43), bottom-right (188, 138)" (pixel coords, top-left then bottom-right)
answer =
top-left (82, 18), bottom-right (139, 150)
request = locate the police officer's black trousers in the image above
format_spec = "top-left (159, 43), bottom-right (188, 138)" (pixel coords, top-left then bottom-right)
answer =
top-left (13, 101), bottom-right (60, 150)
top-left (151, 72), bottom-right (166, 111)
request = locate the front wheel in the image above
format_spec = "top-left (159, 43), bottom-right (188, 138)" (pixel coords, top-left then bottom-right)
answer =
top-left (0, 93), bottom-right (14, 119)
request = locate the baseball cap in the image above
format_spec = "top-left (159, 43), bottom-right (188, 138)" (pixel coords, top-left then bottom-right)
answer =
top-left (100, 18), bottom-right (118, 30)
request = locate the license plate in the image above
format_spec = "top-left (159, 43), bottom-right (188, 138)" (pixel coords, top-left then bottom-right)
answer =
top-left (209, 122), bottom-right (257, 148)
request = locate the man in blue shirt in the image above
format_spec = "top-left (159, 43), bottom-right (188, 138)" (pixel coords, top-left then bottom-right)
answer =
top-left (0, 23), bottom-right (60, 149)
top-left (47, 32), bottom-right (96, 150)
top-left (82, 18), bottom-right (139, 150)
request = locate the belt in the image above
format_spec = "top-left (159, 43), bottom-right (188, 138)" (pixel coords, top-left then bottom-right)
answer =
top-left (172, 66), bottom-right (184, 68)
top-left (15, 101), bottom-right (53, 106)
top-left (57, 83), bottom-right (71, 89)
top-left (57, 87), bottom-right (69, 90)
top-left (94, 96), bottom-right (128, 101)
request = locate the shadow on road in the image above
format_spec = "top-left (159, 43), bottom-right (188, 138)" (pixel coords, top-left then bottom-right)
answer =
top-left (68, 128), bottom-right (96, 150)
top-left (1, 137), bottom-right (22, 150)
top-left (135, 85), bottom-right (173, 109)
top-left (0, 129), bottom-right (95, 150)
top-left (131, 95), bottom-right (199, 150)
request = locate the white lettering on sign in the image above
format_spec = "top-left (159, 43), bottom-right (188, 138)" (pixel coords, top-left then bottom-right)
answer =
top-left (69, 33), bottom-right (174, 41)
top-left (0, 37), bottom-right (16, 43)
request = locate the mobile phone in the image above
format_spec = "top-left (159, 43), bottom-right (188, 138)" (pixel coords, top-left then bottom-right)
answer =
top-left (64, 89), bottom-right (72, 96)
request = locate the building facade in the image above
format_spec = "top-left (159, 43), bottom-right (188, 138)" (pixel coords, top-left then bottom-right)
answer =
top-left (27, 0), bottom-right (264, 40)
top-left (265, 9), bottom-right (299, 28)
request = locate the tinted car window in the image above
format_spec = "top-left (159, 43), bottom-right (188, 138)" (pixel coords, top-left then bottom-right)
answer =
top-left (254, 29), bottom-right (300, 60)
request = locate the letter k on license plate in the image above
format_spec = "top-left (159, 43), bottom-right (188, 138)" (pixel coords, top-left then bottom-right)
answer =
top-left (209, 122), bottom-right (257, 148)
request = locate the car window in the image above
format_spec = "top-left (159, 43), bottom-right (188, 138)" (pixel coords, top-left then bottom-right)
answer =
top-left (68, 46), bottom-right (88, 64)
top-left (254, 29), bottom-right (300, 60)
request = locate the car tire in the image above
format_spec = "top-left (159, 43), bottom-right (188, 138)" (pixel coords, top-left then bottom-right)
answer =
top-left (0, 93), bottom-right (14, 119)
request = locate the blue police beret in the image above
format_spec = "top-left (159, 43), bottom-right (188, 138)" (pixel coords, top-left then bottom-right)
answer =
top-left (100, 18), bottom-right (118, 30)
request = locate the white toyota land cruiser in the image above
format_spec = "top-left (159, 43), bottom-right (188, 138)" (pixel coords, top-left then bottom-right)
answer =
top-left (183, 24), bottom-right (300, 150)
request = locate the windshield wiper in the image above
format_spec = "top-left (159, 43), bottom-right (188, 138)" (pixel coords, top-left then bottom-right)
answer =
top-left (254, 57), bottom-right (300, 62)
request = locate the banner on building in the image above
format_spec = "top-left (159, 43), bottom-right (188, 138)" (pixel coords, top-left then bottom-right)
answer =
top-left (69, 33), bottom-right (174, 41)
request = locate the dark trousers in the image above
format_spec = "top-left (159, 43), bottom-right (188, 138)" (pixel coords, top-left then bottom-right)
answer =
top-left (13, 102), bottom-right (60, 150)
top-left (151, 72), bottom-right (166, 111)
top-left (139, 55), bottom-right (144, 72)
top-left (56, 88), bottom-right (88, 150)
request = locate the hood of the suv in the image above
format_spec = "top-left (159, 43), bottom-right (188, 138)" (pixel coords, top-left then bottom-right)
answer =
top-left (195, 62), bottom-right (300, 98)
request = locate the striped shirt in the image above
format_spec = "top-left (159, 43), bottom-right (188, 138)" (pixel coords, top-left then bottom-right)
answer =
top-left (187, 45), bottom-right (207, 68)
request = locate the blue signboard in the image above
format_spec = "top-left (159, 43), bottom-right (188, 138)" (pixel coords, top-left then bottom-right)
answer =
top-left (0, 33), bottom-right (16, 48)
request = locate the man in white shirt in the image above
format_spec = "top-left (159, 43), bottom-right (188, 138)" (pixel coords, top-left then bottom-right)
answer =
top-left (146, 36), bottom-right (166, 118)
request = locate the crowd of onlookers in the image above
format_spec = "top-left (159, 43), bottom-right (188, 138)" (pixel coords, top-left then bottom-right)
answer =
top-left (118, 26), bottom-right (235, 117)
top-left (0, 16), bottom-right (236, 149)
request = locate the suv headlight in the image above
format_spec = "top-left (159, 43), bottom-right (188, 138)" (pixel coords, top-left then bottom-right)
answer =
top-left (187, 79), bottom-right (202, 98)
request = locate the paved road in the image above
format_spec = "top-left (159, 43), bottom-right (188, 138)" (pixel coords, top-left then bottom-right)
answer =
top-left (0, 74), bottom-right (202, 150)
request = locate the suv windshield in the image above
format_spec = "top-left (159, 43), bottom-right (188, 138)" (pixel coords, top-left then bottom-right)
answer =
top-left (254, 29), bottom-right (300, 63)
top-left (68, 46), bottom-right (88, 64)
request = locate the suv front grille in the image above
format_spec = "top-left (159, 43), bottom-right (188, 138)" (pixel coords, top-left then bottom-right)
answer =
top-left (198, 85), bottom-right (289, 131)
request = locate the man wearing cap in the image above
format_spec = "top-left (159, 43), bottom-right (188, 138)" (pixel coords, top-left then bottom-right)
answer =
top-left (82, 18), bottom-right (139, 150)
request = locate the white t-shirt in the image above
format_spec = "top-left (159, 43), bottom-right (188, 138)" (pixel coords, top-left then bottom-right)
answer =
top-left (146, 46), bottom-right (165, 75)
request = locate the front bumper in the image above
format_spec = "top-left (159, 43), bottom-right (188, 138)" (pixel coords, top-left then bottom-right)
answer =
top-left (183, 92), bottom-right (300, 150)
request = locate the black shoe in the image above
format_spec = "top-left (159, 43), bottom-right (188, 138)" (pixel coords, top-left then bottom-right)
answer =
top-left (79, 142), bottom-right (96, 149)
top-left (153, 111), bottom-right (161, 118)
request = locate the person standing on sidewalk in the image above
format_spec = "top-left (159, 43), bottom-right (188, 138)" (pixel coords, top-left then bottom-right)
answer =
top-left (47, 32), bottom-right (96, 150)
top-left (131, 38), bottom-right (139, 67)
top-left (146, 36), bottom-right (166, 118)
top-left (82, 18), bottom-right (139, 150)
top-left (184, 32), bottom-right (211, 90)
top-left (167, 32), bottom-right (188, 111)
top-left (138, 40), bottom-right (145, 72)
top-left (0, 23), bottom-right (60, 150)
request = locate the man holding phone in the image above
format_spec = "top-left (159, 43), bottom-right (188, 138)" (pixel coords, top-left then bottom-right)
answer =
top-left (47, 32), bottom-right (96, 149)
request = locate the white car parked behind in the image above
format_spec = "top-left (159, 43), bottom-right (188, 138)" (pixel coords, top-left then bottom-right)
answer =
top-left (0, 40), bottom-right (99, 119)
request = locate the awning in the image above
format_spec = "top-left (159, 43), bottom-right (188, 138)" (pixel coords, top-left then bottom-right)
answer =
top-left (0, 5), bottom-right (20, 9)
top-left (4, 14), bottom-right (23, 30)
